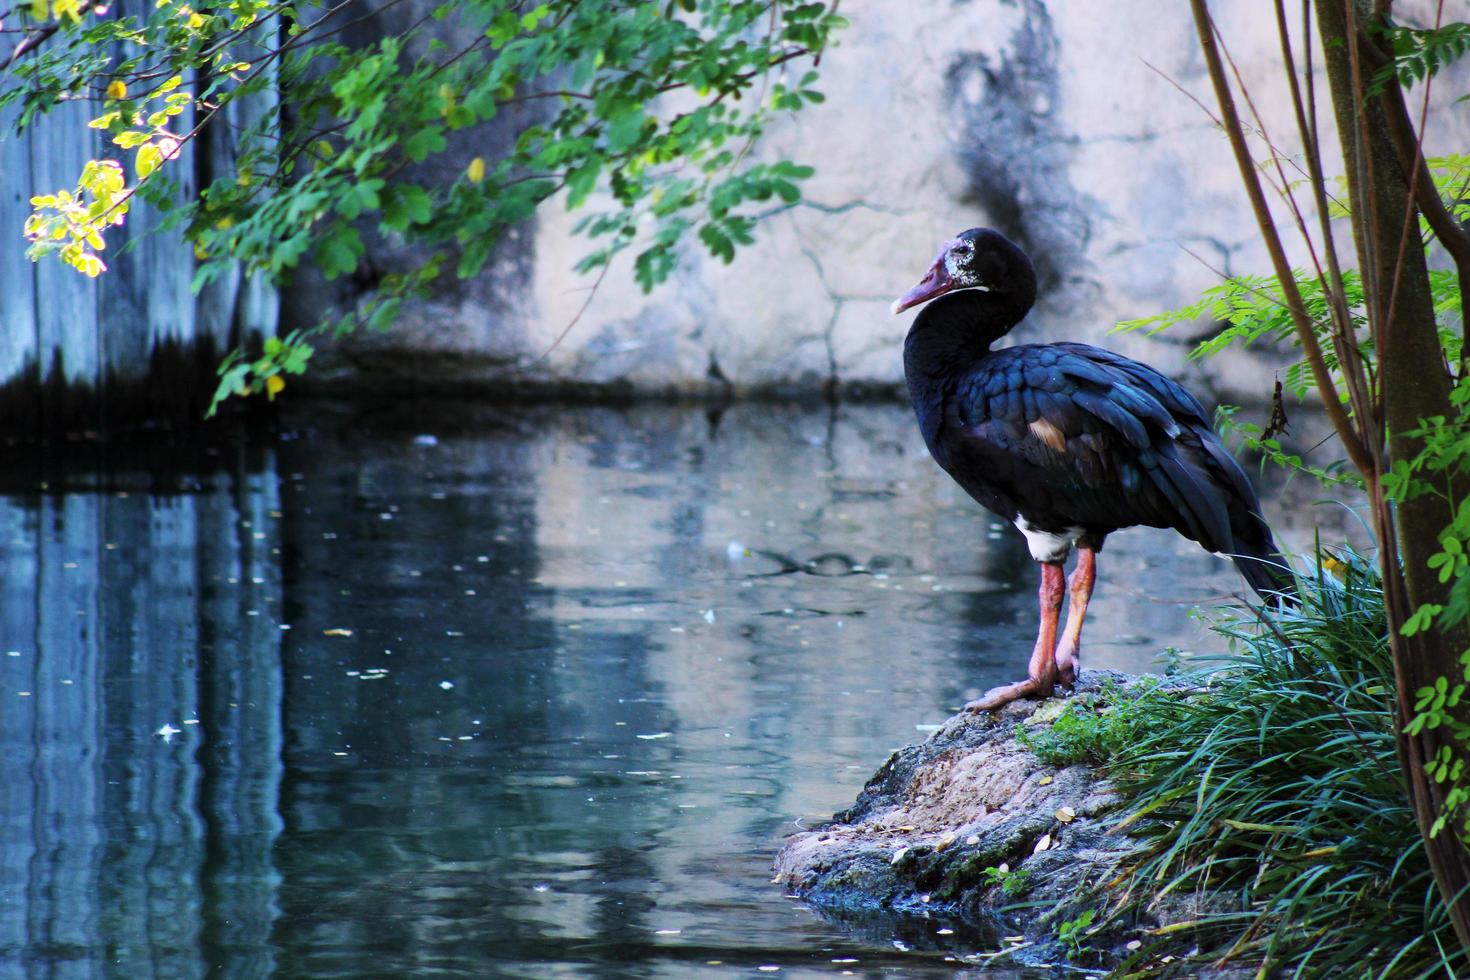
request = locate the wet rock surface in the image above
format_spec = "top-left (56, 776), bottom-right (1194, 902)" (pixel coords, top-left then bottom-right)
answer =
top-left (773, 670), bottom-right (1211, 969)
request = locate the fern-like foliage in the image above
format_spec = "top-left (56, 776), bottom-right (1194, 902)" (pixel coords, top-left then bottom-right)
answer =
top-left (1110, 157), bottom-right (1469, 491)
top-left (1113, 269), bottom-right (1365, 396)
top-left (1372, 20), bottom-right (1470, 90)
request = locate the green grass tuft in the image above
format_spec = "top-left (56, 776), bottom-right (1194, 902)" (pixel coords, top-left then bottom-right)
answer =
top-left (980, 864), bottom-right (1032, 898)
top-left (1014, 679), bottom-right (1161, 767)
top-left (1103, 550), bottom-right (1465, 978)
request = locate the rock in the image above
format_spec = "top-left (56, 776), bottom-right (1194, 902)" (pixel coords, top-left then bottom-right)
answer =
top-left (772, 670), bottom-right (1199, 968)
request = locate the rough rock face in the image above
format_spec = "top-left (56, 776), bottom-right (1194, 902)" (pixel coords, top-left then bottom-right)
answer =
top-left (320, 1), bottom-right (1470, 405)
top-left (772, 671), bottom-right (1207, 969)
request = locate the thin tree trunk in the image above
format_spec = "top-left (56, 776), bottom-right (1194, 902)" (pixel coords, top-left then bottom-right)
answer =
top-left (1315, 0), bottom-right (1470, 949)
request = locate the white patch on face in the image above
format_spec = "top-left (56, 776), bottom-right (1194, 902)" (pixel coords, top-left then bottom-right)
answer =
top-left (943, 244), bottom-right (980, 288)
top-left (1014, 518), bottom-right (1081, 564)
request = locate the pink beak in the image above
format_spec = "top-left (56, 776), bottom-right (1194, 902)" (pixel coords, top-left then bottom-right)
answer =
top-left (892, 255), bottom-right (955, 314)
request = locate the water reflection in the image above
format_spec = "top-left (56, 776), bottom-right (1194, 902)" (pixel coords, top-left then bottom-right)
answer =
top-left (0, 470), bottom-right (284, 979)
top-left (0, 402), bottom-right (1343, 977)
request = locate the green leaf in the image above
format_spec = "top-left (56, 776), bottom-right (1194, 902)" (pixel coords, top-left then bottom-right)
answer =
top-left (382, 184), bottom-right (432, 231)
top-left (403, 127), bottom-right (446, 163)
top-left (337, 178), bottom-right (383, 220)
top-left (699, 222), bottom-right (734, 263)
top-left (566, 160), bottom-right (601, 209)
top-left (446, 104), bottom-right (475, 130)
top-left (457, 235), bottom-right (492, 279)
top-left (605, 109), bottom-right (646, 154)
top-left (1403, 603), bottom-right (1445, 637)
top-left (634, 246), bottom-right (675, 293)
top-left (317, 223), bottom-right (363, 279)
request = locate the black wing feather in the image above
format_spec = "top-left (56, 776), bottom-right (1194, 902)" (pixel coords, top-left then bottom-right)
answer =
top-left (934, 343), bottom-right (1266, 559)
top-left (1059, 343), bottom-right (1209, 422)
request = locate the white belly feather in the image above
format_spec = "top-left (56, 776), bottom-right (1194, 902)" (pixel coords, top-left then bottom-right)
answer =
top-left (1014, 517), bottom-right (1083, 563)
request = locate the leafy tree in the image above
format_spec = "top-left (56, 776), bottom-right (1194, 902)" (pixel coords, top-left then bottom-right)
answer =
top-left (5, 0), bottom-right (846, 409)
top-left (1182, 0), bottom-right (1470, 949)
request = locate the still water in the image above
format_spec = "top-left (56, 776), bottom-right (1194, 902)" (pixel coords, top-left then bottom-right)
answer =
top-left (0, 402), bottom-right (1327, 978)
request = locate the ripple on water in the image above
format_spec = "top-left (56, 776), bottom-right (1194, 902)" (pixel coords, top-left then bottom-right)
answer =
top-left (0, 402), bottom-right (1347, 977)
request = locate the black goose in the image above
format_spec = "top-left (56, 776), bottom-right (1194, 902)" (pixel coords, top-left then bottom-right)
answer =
top-left (894, 228), bottom-right (1291, 712)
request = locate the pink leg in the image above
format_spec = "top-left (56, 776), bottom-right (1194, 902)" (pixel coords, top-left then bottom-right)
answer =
top-left (1055, 547), bottom-right (1096, 688)
top-left (966, 562), bottom-right (1065, 712)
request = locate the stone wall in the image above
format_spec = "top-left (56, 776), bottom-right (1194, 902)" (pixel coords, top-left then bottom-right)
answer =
top-left (323, 0), bottom-right (1470, 404)
top-left (7, 2), bottom-right (1467, 415)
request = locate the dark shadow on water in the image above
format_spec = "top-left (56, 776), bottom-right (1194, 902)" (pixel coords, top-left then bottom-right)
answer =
top-left (0, 398), bottom-right (1358, 977)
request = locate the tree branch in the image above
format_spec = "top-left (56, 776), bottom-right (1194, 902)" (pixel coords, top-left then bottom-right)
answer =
top-left (1187, 0), bottom-right (1375, 476)
top-left (1274, 0), bottom-right (1374, 431)
top-left (1356, 15), bottom-right (1470, 376)
top-left (0, 1), bottom-right (101, 71)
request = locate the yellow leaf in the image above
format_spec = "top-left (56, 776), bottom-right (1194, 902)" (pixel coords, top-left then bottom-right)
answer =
top-left (136, 143), bottom-right (162, 179)
top-left (214, 217), bottom-right (233, 230)
top-left (158, 74), bottom-right (183, 93)
top-left (29, 0), bottom-right (46, 20)
top-left (467, 156), bottom-right (486, 183)
top-left (265, 374), bottom-right (285, 399)
top-left (1147, 920), bottom-right (1206, 936)
top-left (187, 11), bottom-right (203, 27)
top-left (106, 80), bottom-right (126, 100)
